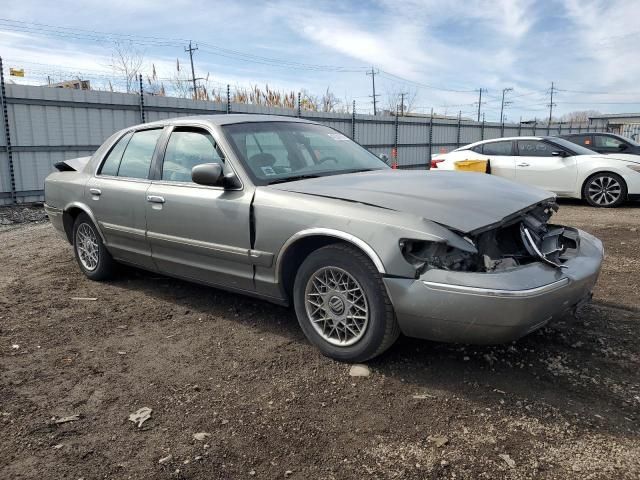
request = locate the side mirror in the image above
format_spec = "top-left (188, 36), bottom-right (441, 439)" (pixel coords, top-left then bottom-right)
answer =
top-left (551, 150), bottom-right (567, 157)
top-left (192, 163), bottom-right (223, 186)
top-left (379, 153), bottom-right (389, 164)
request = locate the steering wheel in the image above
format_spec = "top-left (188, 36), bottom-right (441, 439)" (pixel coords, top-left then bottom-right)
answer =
top-left (317, 156), bottom-right (338, 164)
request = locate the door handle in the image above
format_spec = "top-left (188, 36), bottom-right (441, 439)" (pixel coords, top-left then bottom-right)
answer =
top-left (147, 195), bottom-right (165, 204)
top-left (517, 162), bottom-right (530, 167)
top-left (89, 188), bottom-right (101, 196)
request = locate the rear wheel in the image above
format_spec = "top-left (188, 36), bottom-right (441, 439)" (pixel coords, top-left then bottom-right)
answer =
top-left (72, 213), bottom-right (115, 280)
top-left (293, 243), bottom-right (400, 362)
top-left (583, 172), bottom-right (627, 207)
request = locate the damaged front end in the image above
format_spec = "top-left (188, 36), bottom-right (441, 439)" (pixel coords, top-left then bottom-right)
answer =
top-left (400, 200), bottom-right (580, 275)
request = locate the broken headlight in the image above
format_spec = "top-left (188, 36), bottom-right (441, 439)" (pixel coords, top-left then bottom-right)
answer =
top-left (399, 239), bottom-right (478, 275)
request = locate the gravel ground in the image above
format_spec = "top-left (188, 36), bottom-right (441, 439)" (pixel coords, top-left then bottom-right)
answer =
top-left (1, 201), bottom-right (639, 479)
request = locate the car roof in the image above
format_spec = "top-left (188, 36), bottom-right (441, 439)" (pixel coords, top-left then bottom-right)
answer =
top-left (457, 136), bottom-right (542, 150)
top-left (560, 132), bottom-right (614, 136)
top-left (140, 114), bottom-right (316, 129)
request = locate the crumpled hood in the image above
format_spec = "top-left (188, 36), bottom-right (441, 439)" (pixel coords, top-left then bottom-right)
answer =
top-left (268, 170), bottom-right (554, 233)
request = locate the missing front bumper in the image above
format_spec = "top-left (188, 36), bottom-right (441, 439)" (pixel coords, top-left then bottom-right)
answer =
top-left (384, 229), bottom-right (603, 344)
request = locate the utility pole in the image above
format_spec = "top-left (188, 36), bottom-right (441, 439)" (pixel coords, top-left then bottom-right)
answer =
top-left (500, 87), bottom-right (513, 123)
top-left (476, 88), bottom-right (484, 122)
top-left (547, 81), bottom-right (556, 126)
top-left (399, 92), bottom-right (409, 116)
top-left (366, 67), bottom-right (380, 115)
top-left (185, 41), bottom-right (199, 99)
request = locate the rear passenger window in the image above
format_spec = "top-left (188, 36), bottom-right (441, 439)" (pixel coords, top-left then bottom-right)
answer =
top-left (117, 129), bottom-right (162, 179)
top-left (517, 140), bottom-right (553, 157)
top-left (482, 141), bottom-right (512, 156)
top-left (567, 135), bottom-right (592, 147)
top-left (162, 129), bottom-right (223, 182)
top-left (99, 132), bottom-right (132, 176)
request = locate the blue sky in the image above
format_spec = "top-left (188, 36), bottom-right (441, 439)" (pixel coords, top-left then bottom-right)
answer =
top-left (1, 0), bottom-right (639, 121)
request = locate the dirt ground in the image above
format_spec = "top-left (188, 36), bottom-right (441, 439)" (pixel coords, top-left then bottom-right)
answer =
top-left (1, 201), bottom-right (639, 479)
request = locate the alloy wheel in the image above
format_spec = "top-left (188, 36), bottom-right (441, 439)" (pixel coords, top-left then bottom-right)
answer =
top-left (304, 266), bottom-right (369, 346)
top-left (587, 175), bottom-right (622, 206)
top-left (76, 223), bottom-right (99, 271)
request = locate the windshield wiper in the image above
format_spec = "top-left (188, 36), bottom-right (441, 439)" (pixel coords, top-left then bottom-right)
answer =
top-left (268, 174), bottom-right (323, 185)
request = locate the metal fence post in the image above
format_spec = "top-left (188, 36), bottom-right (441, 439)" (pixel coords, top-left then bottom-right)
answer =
top-left (456, 110), bottom-right (462, 147)
top-left (547, 122), bottom-right (551, 136)
top-left (138, 74), bottom-right (146, 123)
top-left (533, 121), bottom-right (537, 136)
top-left (393, 107), bottom-right (399, 168)
top-left (499, 116), bottom-right (503, 137)
top-left (297, 92), bottom-right (301, 117)
top-left (558, 122), bottom-right (562, 135)
top-left (568, 120), bottom-right (573, 133)
top-left (481, 114), bottom-right (486, 141)
top-left (578, 122), bottom-right (582, 133)
top-left (518, 117), bottom-right (522, 136)
top-left (226, 84), bottom-right (231, 114)
top-left (351, 100), bottom-right (356, 140)
top-left (427, 108), bottom-right (433, 169)
top-left (0, 57), bottom-right (16, 204)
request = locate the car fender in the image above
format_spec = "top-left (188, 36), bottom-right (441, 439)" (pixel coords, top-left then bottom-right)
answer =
top-left (63, 201), bottom-right (107, 243)
top-left (576, 156), bottom-right (640, 195)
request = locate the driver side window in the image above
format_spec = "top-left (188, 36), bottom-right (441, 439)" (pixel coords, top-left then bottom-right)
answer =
top-left (161, 128), bottom-right (223, 182)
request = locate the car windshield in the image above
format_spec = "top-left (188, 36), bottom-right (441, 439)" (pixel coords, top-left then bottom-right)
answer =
top-left (548, 137), bottom-right (597, 155)
top-left (223, 122), bottom-right (388, 185)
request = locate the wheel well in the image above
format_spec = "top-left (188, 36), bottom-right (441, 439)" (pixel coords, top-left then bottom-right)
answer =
top-left (278, 235), bottom-right (385, 303)
top-left (62, 207), bottom-right (84, 244)
top-left (581, 171), bottom-right (627, 199)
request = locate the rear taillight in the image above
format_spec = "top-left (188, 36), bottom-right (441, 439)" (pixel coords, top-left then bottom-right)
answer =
top-left (430, 159), bottom-right (444, 168)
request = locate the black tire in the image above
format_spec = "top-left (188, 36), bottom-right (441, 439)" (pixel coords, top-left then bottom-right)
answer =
top-left (293, 243), bottom-right (400, 362)
top-left (582, 172), bottom-right (627, 208)
top-left (72, 213), bottom-right (115, 280)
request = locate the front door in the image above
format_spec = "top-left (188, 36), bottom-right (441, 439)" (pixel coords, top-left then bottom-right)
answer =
top-left (593, 134), bottom-right (629, 154)
top-left (86, 128), bottom-right (164, 270)
top-left (145, 126), bottom-right (255, 291)
top-left (514, 139), bottom-right (577, 194)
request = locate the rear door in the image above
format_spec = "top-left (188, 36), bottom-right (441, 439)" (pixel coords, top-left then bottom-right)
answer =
top-left (145, 125), bottom-right (256, 291)
top-left (86, 127), bottom-right (163, 270)
top-left (479, 140), bottom-right (516, 180)
top-left (514, 139), bottom-right (577, 194)
top-left (565, 134), bottom-right (594, 150)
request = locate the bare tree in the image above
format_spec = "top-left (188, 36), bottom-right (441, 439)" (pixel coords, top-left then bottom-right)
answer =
top-left (320, 87), bottom-right (341, 112)
top-left (385, 87), bottom-right (418, 115)
top-left (110, 41), bottom-right (144, 93)
top-left (560, 110), bottom-right (601, 123)
top-left (168, 58), bottom-right (192, 98)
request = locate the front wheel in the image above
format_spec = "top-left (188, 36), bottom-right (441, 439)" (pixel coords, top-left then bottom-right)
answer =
top-left (583, 172), bottom-right (627, 207)
top-left (293, 243), bottom-right (400, 362)
top-left (72, 213), bottom-right (115, 280)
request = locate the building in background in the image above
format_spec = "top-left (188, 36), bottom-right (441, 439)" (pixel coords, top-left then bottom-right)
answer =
top-left (47, 79), bottom-right (91, 90)
top-left (589, 113), bottom-right (640, 141)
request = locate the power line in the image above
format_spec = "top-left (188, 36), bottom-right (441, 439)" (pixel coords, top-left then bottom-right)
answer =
top-left (377, 70), bottom-right (477, 94)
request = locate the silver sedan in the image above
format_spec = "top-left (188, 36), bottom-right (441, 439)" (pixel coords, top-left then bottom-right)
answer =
top-left (44, 115), bottom-right (603, 362)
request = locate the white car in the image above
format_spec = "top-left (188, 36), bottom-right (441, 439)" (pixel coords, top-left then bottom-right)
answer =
top-left (431, 136), bottom-right (640, 207)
